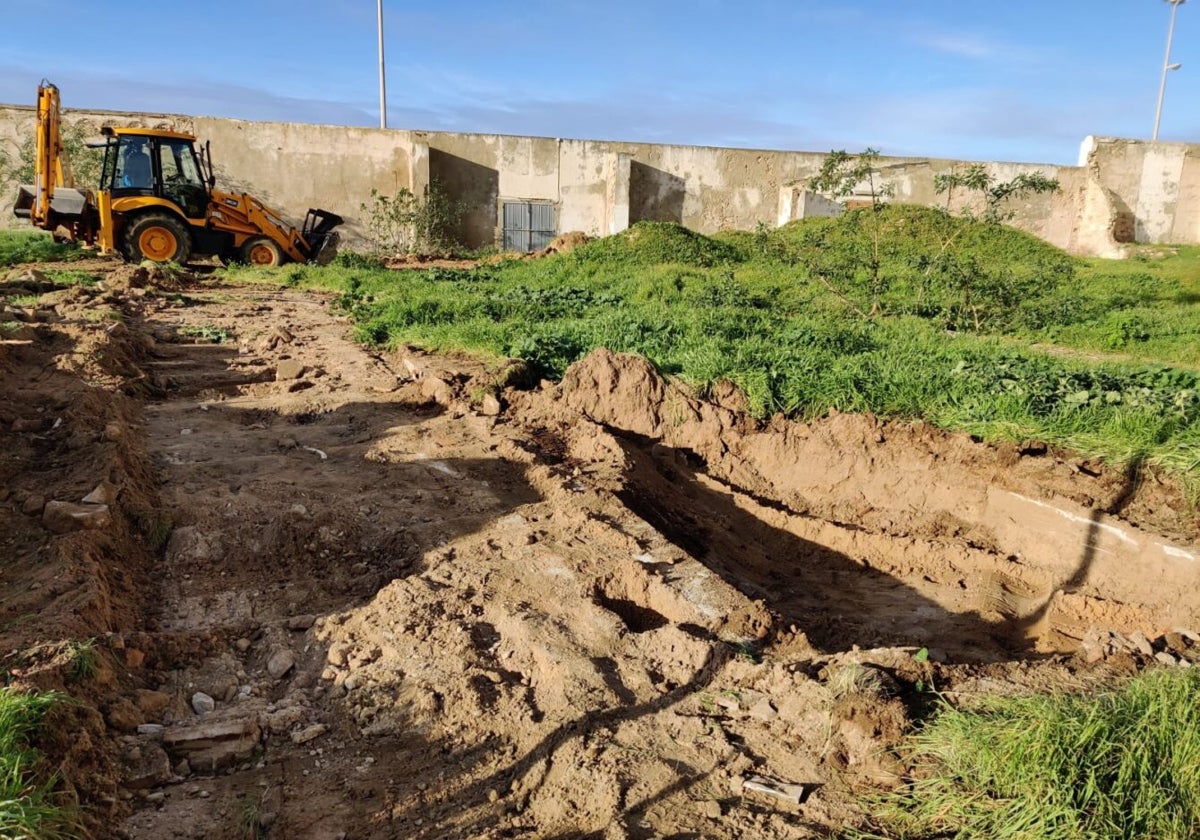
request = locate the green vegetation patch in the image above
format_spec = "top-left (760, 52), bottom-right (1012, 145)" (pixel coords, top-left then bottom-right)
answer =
top-left (221, 211), bottom-right (1200, 495)
top-left (0, 688), bottom-right (75, 839)
top-left (776, 204), bottom-right (1078, 330)
top-left (0, 231), bottom-right (85, 267)
top-left (871, 668), bottom-right (1200, 840)
top-left (570, 221), bottom-right (745, 268)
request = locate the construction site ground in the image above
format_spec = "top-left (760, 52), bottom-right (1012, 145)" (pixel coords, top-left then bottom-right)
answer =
top-left (3, 259), bottom-right (1199, 839)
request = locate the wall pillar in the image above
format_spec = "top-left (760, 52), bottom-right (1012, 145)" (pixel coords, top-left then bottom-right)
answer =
top-left (409, 135), bottom-right (430, 197)
top-left (606, 152), bottom-right (630, 235)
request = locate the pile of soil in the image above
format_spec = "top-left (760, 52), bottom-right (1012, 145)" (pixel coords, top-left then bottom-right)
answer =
top-left (1, 259), bottom-right (1197, 839)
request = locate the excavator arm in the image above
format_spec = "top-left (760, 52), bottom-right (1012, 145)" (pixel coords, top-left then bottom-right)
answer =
top-left (13, 81), bottom-right (94, 240)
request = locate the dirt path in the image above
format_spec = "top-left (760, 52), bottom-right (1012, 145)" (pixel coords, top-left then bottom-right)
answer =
top-left (3, 266), bottom-right (1199, 839)
top-left (117, 282), bottom-right (813, 839)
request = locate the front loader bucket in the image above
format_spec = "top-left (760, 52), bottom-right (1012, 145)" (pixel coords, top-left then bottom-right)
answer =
top-left (312, 231), bottom-right (340, 266)
top-left (301, 208), bottom-right (343, 264)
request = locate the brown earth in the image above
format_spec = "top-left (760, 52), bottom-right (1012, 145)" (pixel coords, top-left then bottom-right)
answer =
top-left (2, 258), bottom-right (1198, 839)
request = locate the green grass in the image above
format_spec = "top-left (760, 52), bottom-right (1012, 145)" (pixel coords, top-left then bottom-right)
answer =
top-left (867, 668), bottom-right (1200, 840)
top-left (221, 214), bottom-right (1200, 497)
top-left (0, 231), bottom-right (84, 267)
top-left (65, 639), bottom-right (97, 684)
top-left (0, 688), bottom-right (76, 839)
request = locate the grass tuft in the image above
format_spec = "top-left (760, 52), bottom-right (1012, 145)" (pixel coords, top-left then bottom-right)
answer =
top-left (0, 688), bottom-right (76, 839)
top-left (869, 668), bottom-right (1200, 839)
top-left (65, 639), bottom-right (97, 684)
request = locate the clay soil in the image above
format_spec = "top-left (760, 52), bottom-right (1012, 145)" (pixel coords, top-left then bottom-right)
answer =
top-left (2, 259), bottom-right (1198, 840)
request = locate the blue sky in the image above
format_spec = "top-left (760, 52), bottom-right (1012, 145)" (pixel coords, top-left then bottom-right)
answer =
top-left (2, 1), bottom-right (1197, 164)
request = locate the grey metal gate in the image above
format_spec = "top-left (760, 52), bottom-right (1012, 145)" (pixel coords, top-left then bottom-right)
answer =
top-left (502, 201), bottom-right (556, 252)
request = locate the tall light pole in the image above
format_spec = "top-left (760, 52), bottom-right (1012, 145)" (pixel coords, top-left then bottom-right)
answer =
top-left (1153, 0), bottom-right (1187, 141)
top-left (377, 0), bottom-right (388, 129)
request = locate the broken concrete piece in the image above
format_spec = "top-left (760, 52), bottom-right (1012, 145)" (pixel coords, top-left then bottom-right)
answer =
top-left (163, 717), bottom-right (262, 772)
top-left (480, 394), bottom-right (502, 416)
top-left (420, 376), bottom-right (453, 407)
top-left (275, 359), bottom-right (306, 381)
top-left (742, 774), bottom-right (805, 805)
top-left (82, 480), bottom-right (119, 506)
top-left (265, 707), bottom-right (306, 733)
top-left (122, 742), bottom-right (172, 790)
top-left (42, 500), bottom-right (110, 533)
top-left (291, 723), bottom-right (327, 744)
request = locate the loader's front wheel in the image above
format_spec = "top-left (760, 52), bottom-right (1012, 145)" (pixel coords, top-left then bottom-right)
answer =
top-left (124, 213), bottom-right (192, 264)
top-left (241, 237), bottom-right (285, 267)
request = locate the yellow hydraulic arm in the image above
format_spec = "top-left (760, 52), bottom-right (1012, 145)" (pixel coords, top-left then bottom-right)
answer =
top-left (209, 190), bottom-right (310, 264)
top-left (30, 82), bottom-right (73, 228)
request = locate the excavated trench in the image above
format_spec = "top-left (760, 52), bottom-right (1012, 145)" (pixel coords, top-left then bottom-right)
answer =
top-left (3, 267), bottom-right (1199, 839)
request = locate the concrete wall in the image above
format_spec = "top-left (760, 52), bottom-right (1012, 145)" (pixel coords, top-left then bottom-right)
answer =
top-left (2, 101), bottom-right (1199, 259)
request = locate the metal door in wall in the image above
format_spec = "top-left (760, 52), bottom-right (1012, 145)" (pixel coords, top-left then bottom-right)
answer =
top-left (502, 201), bottom-right (556, 252)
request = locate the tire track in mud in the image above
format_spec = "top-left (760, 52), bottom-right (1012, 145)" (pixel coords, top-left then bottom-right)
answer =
top-left (117, 285), bottom-right (819, 840)
top-left (122, 288), bottom-right (552, 838)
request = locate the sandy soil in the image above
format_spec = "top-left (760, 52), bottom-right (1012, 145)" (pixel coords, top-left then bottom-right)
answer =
top-left (1, 259), bottom-right (1197, 839)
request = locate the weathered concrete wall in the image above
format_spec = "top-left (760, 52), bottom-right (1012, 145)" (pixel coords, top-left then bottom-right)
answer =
top-left (4, 101), bottom-right (1200, 258)
top-left (1083, 136), bottom-right (1200, 249)
top-left (194, 117), bottom-right (414, 246)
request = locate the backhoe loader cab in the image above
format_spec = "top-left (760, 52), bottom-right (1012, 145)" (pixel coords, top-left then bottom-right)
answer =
top-left (14, 82), bottom-right (342, 267)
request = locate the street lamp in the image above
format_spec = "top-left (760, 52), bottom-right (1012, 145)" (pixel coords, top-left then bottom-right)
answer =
top-left (1153, 0), bottom-right (1187, 141)
top-left (377, 0), bottom-right (388, 129)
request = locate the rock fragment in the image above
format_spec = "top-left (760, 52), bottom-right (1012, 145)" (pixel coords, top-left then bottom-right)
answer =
top-left (267, 648), bottom-right (296, 679)
top-left (191, 692), bottom-right (216, 715)
top-left (42, 500), bottom-right (110, 533)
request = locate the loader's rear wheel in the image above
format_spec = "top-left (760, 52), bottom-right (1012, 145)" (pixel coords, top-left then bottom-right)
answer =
top-left (241, 237), bottom-right (285, 267)
top-left (124, 213), bottom-right (192, 265)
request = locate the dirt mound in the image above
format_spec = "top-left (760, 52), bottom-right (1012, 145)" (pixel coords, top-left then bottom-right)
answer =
top-left (513, 348), bottom-right (1200, 656)
top-left (571, 221), bottom-right (744, 268)
top-left (535, 230), bottom-right (591, 256)
top-left (1, 300), bottom-right (164, 830)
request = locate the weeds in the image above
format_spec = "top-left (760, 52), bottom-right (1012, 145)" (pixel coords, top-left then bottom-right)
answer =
top-left (178, 324), bottom-right (231, 344)
top-left (868, 668), bottom-right (1200, 839)
top-left (807, 148), bottom-right (895, 316)
top-left (136, 511), bottom-right (174, 552)
top-left (0, 231), bottom-right (84, 267)
top-left (0, 688), bottom-right (76, 840)
top-left (239, 802), bottom-right (265, 840)
top-left (65, 639), bottom-right (97, 684)
top-left (360, 181), bottom-right (464, 256)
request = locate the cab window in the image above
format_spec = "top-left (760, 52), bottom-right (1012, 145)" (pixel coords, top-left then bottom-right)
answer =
top-left (113, 137), bottom-right (153, 192)
top-left (157, 140), bottom-right (204, 187)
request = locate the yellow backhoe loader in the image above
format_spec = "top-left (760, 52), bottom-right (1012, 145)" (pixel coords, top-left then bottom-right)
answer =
top-left (13, 82), bottom-right (341, 266)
